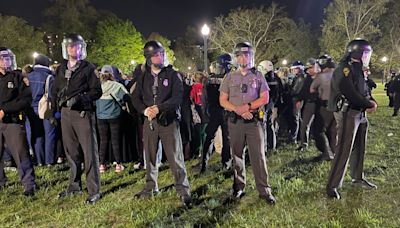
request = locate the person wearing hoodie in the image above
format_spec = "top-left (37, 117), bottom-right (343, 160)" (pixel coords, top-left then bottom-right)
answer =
top-left (27, 54), bottom-right (56, 166)
top-left (96, 65), bottom-right (129, 173)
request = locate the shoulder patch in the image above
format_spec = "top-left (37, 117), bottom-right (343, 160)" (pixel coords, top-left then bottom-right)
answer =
top-left (343, 67), bottom-right (350, 77)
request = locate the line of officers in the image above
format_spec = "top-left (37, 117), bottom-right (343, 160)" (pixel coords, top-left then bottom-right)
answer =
top-left (0, 34), bottom-right (377, 206)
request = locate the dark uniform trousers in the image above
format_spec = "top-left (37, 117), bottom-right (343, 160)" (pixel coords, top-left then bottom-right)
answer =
top-left (143, 119), bottom-right (190, 197)
top-left (0, 123), bottom-right (36, 191)
top-left (61, 108), bottom-right (100, 196)
top-left (393, 92), bottom-right (400, 113)
top-left (201, 111), bottom-right (231, 168)
top-left (228, 119), bottom-right (271, 197)
top-left (327, 109), bottom-right (367, 188)
top-left (265, 102), bottom-right (277, 150)
top-left (314, 105), bottom-right (336, 156)
top-left (299, 102), bottom-right (315, 147)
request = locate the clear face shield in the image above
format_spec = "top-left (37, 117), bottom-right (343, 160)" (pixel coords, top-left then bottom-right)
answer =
top-left (62, 41), bottom-right (87, 60)
top-left (257, 61), bottom-right (274, 75)
top-left (361, 46), bottom-right (372, 68)
top-left (150, 50), bottom-right (168, 69)
top-left (215, 62), bottom-right (225, 75)
top-left (0, 51), bottom-right (17, 71)
top-left (235, 50), bottom-right (254, 69)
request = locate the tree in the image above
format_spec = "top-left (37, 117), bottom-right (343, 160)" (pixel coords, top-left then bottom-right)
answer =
top-left (173, 26), bottom-right (203, 72)
top-left (209, 4), bottom-right (317, 65)
top-left (42, 0), bottom-right (114, 61)
top-left (89, 17), bottom-right (145, 73)
top-left (374, 0), bottom-right (400, 77)
top-left (148, 33), bottom-right (175, 66)
top-left (320, 0), bottom-right (388, 61)
top-left (0, 15), bottom-right (46, 67)
top-left (43, 0), bottom-right (99, 38)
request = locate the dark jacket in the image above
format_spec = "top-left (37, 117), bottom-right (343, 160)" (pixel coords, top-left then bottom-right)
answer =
top-left (132, 65), bottom-right (183, 119)
top-left (328, 61), bottom-right (374, 112)
top-left (0, 70), bottom-right (32, 123)
top-left (52, 60), bottom-right (102, 111)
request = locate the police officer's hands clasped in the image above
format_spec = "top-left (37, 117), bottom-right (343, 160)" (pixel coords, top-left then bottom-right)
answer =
top-left (366, 101), bottom-right (377, 113)
top-left (241, 111), bottom-right (254, 120)
top-left (144, 105), bottom-right (159, 120)
top-left (234, 104), bottom-right (250, 116)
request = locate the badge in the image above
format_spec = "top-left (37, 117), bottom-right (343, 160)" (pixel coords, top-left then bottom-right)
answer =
top-left (163, 79), bottom-right (169, 87)
top-left (7, 81), bottom-right (14, 89)
top-left (343, 67), bottom-right (350, 77)
top-left (252, 81), bottom-right (257, 89)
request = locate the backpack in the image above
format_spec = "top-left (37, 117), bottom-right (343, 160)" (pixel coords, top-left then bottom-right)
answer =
top-left (38, 74), bottom-right (53, 119)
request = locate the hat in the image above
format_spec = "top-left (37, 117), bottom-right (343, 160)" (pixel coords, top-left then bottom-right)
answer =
top-left (100, 65), bottom-right (114, 75)
top-left (34, 54), bottom-right (51, 67)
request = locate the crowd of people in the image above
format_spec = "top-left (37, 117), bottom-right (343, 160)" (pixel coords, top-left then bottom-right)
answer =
top-left (0, 34), bottom-right (383, 206)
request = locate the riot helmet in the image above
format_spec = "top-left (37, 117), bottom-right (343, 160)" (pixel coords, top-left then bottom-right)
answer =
top-left (61, 33), bottom-right (87, 60)
top-left (215, 53), bottom-right (232, 75)
top-left (290, 60), bottom-right (304, 75)
top-left (0, 47), bottom-right (17, 71)
top-left (305, 58), bottom-right (319, 74)
top-left (346, 38), bottom-right (372, 68)
top-left (317, 54), bottom-right (335, 70)
top-left (258, 60), bottom-right (274, 75)
top-left (143, 40), bottom-right (167, 68)
top-left (234, 42), bottom-right (255, 69)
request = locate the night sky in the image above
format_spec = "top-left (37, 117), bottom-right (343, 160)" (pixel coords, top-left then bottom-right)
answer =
top-left (1, 0), bottom-right (331, 38)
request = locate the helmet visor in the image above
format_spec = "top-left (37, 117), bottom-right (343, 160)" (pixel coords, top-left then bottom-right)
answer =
top-left (361, 47), bottom-right (372, 68)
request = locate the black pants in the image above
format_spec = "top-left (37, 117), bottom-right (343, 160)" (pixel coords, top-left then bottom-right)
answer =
top-left (61, 108), bottom-right (100, 196)
top-left (97, 118), bottom-right (122, 164)
top-left (314, 105), bottom-right (336, 157)
top-left (201, 111), bottom-right (231, 169)
top-left (299, 102), bottom-right (315, 147)
top-left (0, 122), bottom-right (36, 191)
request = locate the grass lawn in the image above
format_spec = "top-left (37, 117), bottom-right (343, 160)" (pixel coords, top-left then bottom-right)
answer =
top-left (1, 84), bottom-right (399, 227)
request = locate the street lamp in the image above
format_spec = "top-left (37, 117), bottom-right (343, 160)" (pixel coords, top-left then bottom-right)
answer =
top-left (381, 56), bottom-right (388, 84)
top-left (282, 59), bottom-right (288, 66)
top-left (32, 52), bottom-right (39, 59)
top-left (201, 24), bottom-right (210, 73)
top-left (130, 60), bottom-right (136, 65)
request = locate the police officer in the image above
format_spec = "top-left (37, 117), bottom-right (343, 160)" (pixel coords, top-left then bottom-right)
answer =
top-left (384, 71), bottom-right (396, 108)
top-left (199, 53), bottom-right (232, 173)
top-left (0, 47), bottom-right (37, 196)
top-left (296, 58), bottom-right (319, 151)
top-left (258, 60), bottom-right (283, 150)
top-left (310, 54), bottom-right (336, 161)
top-left (53, 34), bottom-right (102, 204)
top-left (132, 41), bottom-right (191, 207)
top-left (220, 42), bottom-right (275, 204)
top-left (326, 39), bottom-right (377, 199)
top-left (287, 61), bottom-right (305, 144)
top-left (391, 73), bottom-right (400, 116)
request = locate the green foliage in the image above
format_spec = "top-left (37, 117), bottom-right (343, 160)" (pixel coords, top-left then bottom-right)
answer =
top-left (320, 0), bottom-right (389, 61)
top-left (374, 0), bottom-right (400, 74)
top-left (89, 18), bottom-right (145, 73)
top-left (0, 15), bottom-right (46, 67)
